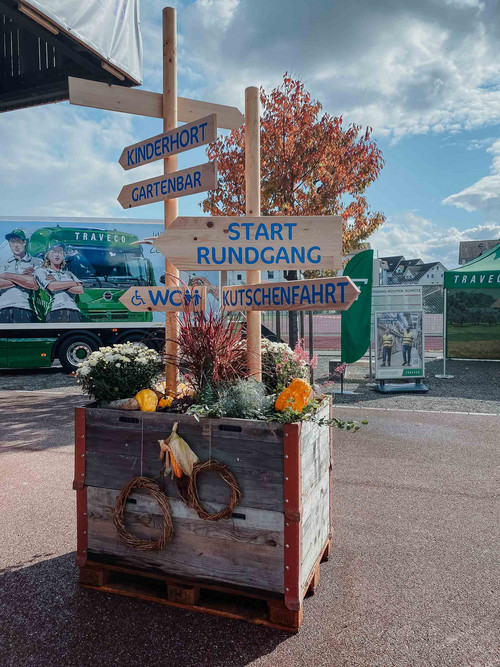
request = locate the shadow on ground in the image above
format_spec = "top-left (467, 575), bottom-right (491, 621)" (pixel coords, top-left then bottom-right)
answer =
top-left (0, 392), bottom-right (85, 453)
top-left (0, 366), bottom-right (79, 392)
top-left (0, 553), bottom-right (288, 667)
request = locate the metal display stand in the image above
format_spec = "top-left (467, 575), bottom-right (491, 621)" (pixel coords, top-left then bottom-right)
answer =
top-left (374, 379), bottom-right (429, 393)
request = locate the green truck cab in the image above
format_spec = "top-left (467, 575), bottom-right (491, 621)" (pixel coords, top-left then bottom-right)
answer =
top-left (29, 225), bottom-right (155, 323)
top-left (0, 219), bottom-right (164, 372)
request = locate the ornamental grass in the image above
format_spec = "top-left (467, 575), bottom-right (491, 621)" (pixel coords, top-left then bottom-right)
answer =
top-left (165, 310), bottom-right (247, 398)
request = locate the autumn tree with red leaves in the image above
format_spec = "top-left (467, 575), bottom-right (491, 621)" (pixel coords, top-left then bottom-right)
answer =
top-left (203, 74), bottom-right (385, 346)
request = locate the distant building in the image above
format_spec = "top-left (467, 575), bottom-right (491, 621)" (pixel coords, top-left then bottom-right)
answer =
top-left (226, 269), bottom-right (285, 285)
top-left (379, 256), bottom-right (447, 285)
top-left (458, 240), bottom-right (499, 265)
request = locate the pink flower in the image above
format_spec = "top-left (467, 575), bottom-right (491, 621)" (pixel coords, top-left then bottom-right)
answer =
top-left (310, 354), bottom-right (318, 369)
top-left (293, 339), bottom-right (309, 364)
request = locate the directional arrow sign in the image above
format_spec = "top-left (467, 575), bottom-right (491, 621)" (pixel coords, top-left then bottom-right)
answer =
top-left (119, 114), bottom-right (217, 170)
top-left (119, 286), bottom-right (206, 312)
top-left (69, 77), bottom-right (244, 129)
top-left (117, 162), bottom-right (217, 209)
top-left (221, 277), bottom-right (359, 312)
top-left (152, 216), bottom-right (343, 270)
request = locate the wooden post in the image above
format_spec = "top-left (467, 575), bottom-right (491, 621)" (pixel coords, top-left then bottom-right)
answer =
top-left (245, 86), bottom-right (261, 381)
top-left (163, 7), bottom-right (179, 394)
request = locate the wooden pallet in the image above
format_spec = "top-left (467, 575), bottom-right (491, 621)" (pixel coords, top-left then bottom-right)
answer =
top-left (79, 539), bottom-right (330, 632)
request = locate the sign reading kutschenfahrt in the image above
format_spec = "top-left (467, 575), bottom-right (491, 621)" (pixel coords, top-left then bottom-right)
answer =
top-left (118, 162), bottom-right (217, 209)
top-left (119, 114), bottom-right (217, 170)
top-left (222, 277), bottom-right (359, 312)
top-left (119, 286), bottom-right (206, 312)
top-left (152, 215), bottom-right (343, 270)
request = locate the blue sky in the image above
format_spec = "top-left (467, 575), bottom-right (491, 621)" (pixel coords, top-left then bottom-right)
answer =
top-left (1, 0), bottom-right (499, 269)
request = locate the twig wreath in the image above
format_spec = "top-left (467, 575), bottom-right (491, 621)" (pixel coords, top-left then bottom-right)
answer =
top-left (113, 477), bottom-right (173, 550)
top-left (186, 460), bottom-right (242, 521)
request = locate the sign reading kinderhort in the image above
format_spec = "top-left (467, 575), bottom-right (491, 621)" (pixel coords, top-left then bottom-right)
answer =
top-left (119, 115), bottom-right (217, 170)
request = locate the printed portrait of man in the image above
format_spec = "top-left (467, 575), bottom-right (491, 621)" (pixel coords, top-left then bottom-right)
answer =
top-left (0, 228), bottom-right (42, 323)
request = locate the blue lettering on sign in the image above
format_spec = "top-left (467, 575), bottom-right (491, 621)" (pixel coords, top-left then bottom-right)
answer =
top-left (133, 170), bottom-right (204, 202)
top-left (169, 290), bottom-right (182, 307)
top-left (127, 120), bottom-right (212, 167)
top-left (148, 289), bottom-right (169, 307)
top-left (222, 280), bottom-right (348, 309)
top-left (192, 221), bottom-right (326, 267)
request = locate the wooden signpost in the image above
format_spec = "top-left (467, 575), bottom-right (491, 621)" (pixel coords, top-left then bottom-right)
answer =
top-left (151, 215), bottom-right (343, 270)
top-left (119, 286), bottom-right (206, 312)
top-left (68, 77), bottom-right (244, 129)
top-left (68, 5), bottom-right (349, 390)
top-left (117, 162), bottom-right (217, 209)
top-left (221, 277), bottom-right (359, 312)
top-left (119, 114), bottom-right (217, 170)
top-left (70, 4), bottom-right (359, 631)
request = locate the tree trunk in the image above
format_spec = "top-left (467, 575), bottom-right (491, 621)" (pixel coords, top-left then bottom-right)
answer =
top-left (286, 270), bottom-right (299, 348)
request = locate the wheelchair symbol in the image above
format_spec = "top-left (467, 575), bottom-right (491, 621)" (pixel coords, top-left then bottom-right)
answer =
top-left (131, 290), bottom-right (146, 307)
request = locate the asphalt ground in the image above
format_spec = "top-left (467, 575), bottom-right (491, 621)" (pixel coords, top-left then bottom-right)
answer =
top-left (1, 390), bottom-right (499, 666)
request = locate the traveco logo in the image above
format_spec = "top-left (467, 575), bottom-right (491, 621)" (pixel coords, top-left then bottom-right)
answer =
top-left (452, 272), bottom-right (500, 286)
top-left (73, 231), bottom-right (127, 244)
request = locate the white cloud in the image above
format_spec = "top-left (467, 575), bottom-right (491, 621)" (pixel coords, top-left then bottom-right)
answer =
top-left (0, 104), bottom-right (162, 218)
top-left (443, 139), bottom-right (500, 213)
top-left (169, 0), bottom-right (500, 139)
top-left (369, 211), bottom-right (500, 268)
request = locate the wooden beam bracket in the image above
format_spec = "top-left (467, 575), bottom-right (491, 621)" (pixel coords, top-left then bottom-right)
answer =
top-left (18, 2), bottom-right (59, 34)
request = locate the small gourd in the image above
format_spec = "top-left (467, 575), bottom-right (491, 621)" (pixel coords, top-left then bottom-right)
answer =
top-left (135, 389), bottom-right (159, 412)
top-left (158, 395), bottom-right (174, 409)
top-left (275, 378), bottom-right (312, 412)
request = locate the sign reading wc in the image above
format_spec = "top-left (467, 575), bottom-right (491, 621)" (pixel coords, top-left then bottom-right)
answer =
top-left (119, 114), bottom-right (217, 170)
top-left (119, 286), bottom-right (206, 312)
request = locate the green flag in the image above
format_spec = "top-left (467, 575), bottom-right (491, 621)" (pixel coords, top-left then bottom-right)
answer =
top-left (341, 249), bottom-right (373, 363)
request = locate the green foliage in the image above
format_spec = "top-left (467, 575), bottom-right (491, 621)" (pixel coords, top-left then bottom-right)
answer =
top-left (261, 339), bottom-right (310, 394)
top-left (188, 379), bottom-right (274, 421)
top-left (269, 397), bottom-right (368, 430)
top-left (75, 343), bottom-right (163, 403)
top-left (219, 379), bottom-right (275, 419)
top-left (188, 384), bottom-right (368, 432)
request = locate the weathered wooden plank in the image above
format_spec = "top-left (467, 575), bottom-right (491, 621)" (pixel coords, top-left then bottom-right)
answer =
top-left (300, 404), bottom-right (330, 502)
top-left (301, 470), bottom-right (330, 591)
top-left (68, 77), bottom-right (244, 129)
top-left (85, 450), bottom-right (283, 512)
top-left (85, 420), bottom-right (284, 471)
top-left (84, 409), bottom-right (285, 511)
top-left (88, 487), bottom-right (283, 546)
top-left (85, 408), bottom-right (284, 442)
top-left (87, 486), bottom-right (284, 592)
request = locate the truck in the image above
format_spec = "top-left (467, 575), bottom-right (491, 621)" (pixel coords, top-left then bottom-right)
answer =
top-left (0, 217), bottom-right (166, 372)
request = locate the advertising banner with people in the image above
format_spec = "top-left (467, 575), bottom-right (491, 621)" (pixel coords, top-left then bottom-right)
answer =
top-left (375, 311), bottom-right (424, 379)
top-left (0, 218), bottom-right (220, 327)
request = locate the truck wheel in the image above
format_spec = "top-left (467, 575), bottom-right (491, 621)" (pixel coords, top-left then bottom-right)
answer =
top-left (58, 335), bottom-right (98, 373)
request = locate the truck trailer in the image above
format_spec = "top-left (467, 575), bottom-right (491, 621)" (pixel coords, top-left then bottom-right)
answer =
top-left (0, 217), bottom-right (165, 372)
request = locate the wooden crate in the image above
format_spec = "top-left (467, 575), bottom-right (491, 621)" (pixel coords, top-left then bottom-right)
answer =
top-left (74, 400), bottom-right (332, 626)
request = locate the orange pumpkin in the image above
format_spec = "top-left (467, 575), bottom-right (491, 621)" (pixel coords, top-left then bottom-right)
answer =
top-left (275, 378), bottom-right (312, 412)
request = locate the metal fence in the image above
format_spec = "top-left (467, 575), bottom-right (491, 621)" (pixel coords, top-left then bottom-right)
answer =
top-left (260, 283), bottom-right (445, 354)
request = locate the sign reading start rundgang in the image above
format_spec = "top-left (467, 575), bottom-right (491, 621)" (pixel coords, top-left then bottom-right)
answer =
top-left (152, 215), bottom-right (343, 270)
